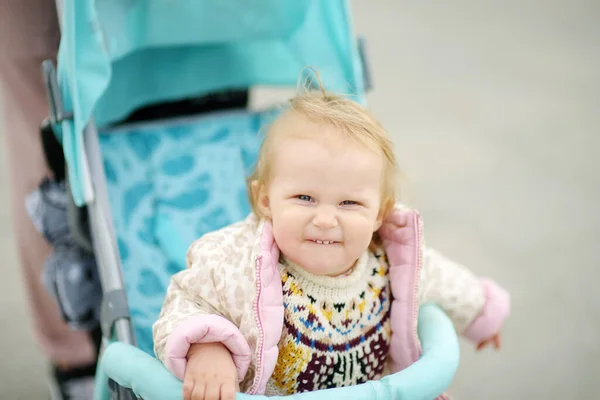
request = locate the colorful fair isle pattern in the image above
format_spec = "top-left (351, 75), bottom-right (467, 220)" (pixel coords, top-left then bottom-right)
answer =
top-left (266, 251), bottom-right (392, 395)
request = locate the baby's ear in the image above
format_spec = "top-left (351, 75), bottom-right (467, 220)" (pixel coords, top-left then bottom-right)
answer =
top-left (252, 181), bottom-right (272, 218)
top-left (373, 217), bottom-right (383, 232)
top-left (375, 198), bottom-right (396, 231)
top-left (374, 201), bottom-right (392, 232)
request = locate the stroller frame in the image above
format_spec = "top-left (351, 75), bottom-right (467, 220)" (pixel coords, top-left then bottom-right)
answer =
top-left (43, 59), bottom-right (136, 399)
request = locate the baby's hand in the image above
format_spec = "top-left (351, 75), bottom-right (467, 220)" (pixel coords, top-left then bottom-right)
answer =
top-left (183, 342), bottom-right (239, 400)
top-left (476, 332), bottom-right (502, 351)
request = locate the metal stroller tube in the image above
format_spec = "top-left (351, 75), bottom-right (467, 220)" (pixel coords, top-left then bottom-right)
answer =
top-left (84, 121), bottom-right (136, 347)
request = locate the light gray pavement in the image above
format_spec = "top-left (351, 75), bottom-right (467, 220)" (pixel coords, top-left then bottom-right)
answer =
top-left (1, 1), bottom-right (599, 398)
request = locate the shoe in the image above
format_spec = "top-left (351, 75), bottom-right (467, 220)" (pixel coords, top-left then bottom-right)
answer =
top-left (48, 363), bottom-right (96, 400)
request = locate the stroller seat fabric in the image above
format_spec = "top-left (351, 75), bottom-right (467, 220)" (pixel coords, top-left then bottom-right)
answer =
top-left (100, 110), bottom-right (275, 355)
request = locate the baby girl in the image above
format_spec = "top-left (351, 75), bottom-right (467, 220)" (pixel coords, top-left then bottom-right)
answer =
top-left (153, 86), bottom-right (510, 400)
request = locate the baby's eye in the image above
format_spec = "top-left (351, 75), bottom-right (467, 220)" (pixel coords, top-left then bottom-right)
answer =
top-left (341, 200), bottom-right (359, 206)
top-left (297, 195), bottom-right (313, 202)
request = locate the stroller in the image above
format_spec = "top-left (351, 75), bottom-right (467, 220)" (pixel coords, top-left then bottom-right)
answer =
top-left (41, 1), bottom-right (461, 399)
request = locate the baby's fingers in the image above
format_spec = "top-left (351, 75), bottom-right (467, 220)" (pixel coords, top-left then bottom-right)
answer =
top-left (493, 334), bottom-right (502, 349)
top-left (182, 378), bottom-right (195, 400)
top-left (220, 380), bottom-right (238, 400)
top-left (183, 378), bottom-right (206, 400)
top-left (476, 339), bottom-right (491, 351)
top-left (205, 382), bottom-right (222, 400)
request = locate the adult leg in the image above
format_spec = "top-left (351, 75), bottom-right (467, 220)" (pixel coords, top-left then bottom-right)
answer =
top-left (0, 1), bottom-right (97, 398)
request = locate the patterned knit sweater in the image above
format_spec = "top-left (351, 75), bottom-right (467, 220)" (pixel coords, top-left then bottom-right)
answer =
top-left (265, 250), bottom-right (392, 395)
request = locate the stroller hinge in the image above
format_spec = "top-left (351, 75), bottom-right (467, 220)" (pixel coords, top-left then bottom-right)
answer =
top-left (100, 289), bottom-right (131, 339)
top-left (42, 60), bottom-right (73, 124)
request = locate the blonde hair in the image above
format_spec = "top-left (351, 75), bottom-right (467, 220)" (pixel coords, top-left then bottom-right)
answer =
top-left (248, 73), bottom-right (399, 221)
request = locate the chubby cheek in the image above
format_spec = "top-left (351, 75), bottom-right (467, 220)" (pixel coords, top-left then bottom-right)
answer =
top-left (345, 219), bottom-right (376, 251)
top-left (271, 216), bottom-right (301, 252)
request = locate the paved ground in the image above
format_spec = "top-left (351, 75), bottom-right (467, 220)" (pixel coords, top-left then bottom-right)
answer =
top-left (1, 1), bottom-right (599, 398)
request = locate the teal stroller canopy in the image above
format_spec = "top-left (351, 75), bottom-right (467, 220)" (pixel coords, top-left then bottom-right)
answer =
top-left (56, 0), bottom-right (366, 206)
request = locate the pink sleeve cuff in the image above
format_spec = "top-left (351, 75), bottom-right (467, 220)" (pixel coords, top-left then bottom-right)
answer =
top-left (463, 278), bottom-right (511, 343)
top-left (164, 314), bottom-right (252, 382)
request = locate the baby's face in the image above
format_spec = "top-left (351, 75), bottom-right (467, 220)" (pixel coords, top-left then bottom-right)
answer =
top-left (261, 120), bottom-right (384, 276)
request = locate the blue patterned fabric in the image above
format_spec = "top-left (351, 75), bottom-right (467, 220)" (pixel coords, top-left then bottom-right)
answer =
top-left (100, 110), bottom-right (276, 355)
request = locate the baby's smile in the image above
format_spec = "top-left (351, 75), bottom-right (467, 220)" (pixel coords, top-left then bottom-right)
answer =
top-left (307, 239), bottom-right (340, 245)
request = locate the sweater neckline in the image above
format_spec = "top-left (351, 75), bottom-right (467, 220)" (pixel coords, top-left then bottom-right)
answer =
top-left (279, 251), bottom-right (370, 290)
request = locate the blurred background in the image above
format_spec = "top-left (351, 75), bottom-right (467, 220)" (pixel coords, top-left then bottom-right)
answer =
top-left (1, 1), bottom-right (599, 398)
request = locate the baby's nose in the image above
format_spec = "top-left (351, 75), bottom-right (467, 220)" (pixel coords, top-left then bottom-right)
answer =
top-left (312, 207), bottom-right (338, 229)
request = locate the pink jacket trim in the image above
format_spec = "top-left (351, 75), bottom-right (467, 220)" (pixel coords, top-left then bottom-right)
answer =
top-left (164, 314), bottom-right (252, 382)
top-left (463, 278), bottom-right (511, 343)
top-left (252, 222), bottom-right (284, 395)
top-left (379, 209), bottom-right (423, 373)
